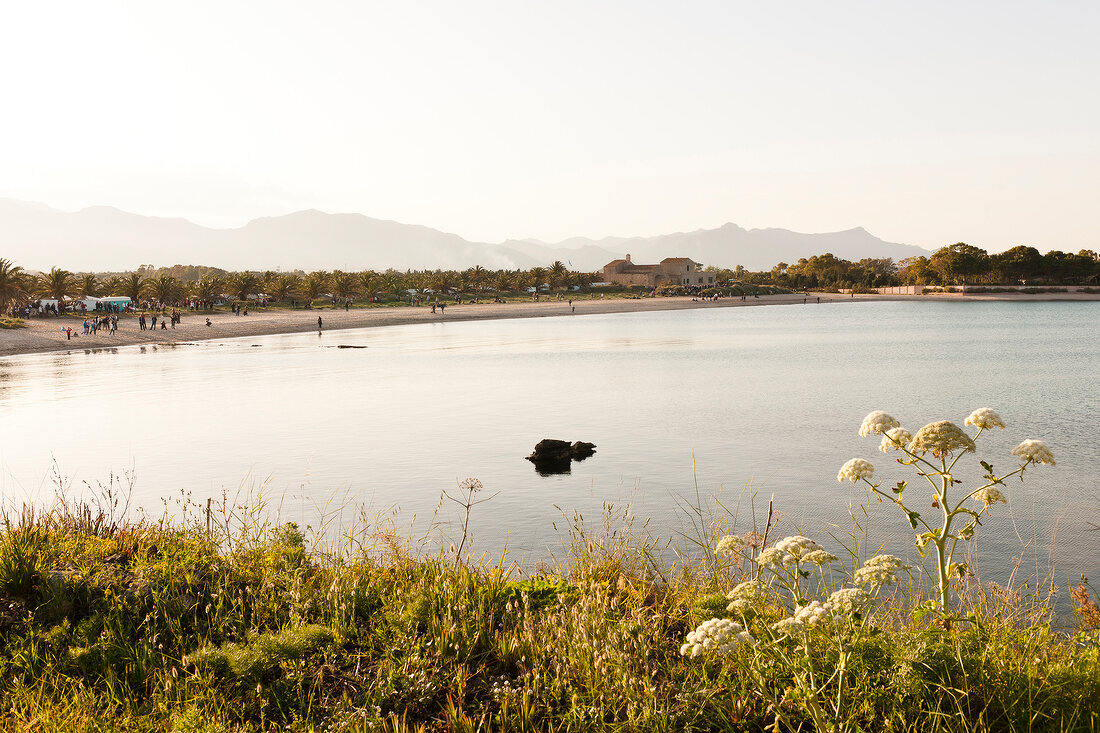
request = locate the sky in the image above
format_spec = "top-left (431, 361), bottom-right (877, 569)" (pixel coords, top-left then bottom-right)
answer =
top-left (1, 1), bottom-right (1097, 253)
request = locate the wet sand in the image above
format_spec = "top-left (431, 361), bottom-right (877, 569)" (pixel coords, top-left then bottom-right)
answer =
top-left (2, 291), bottom-right (1096, 358)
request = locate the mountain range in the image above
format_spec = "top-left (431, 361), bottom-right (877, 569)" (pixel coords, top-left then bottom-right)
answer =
top-left (0, 198), bottom-right (931, 273)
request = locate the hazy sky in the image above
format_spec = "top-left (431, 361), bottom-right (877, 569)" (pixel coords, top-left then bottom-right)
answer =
top-left (1, 1), bottom-right (1097, 253)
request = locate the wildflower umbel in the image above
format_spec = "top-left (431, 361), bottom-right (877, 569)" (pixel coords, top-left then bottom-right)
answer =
top-left (773, 600), bottom-right (835, 634)
top-left (837, 458), bottom-right (874, 483)
top-left (774, 536), bottom-right (824, 561)
top-left (906, 420), bottom-right (976, 458)
top-left (859, 411), bottom-right (900, 437)
top-left (755, 547), bottom-right (787, 569)
top-left (973, 487), bottom-right (1007, 506)
top-left (680, 618), bottom-right (755, 657)
top-left (802, 549), bottom-right (838, 566)
top-left (827, 587), bottom-right (873, 615)
top-left (853, 555), bottom-right (907, 587)
top-left (757, 536), bottom-right (826, 568)
top-left (725, 580), bottom-right (770, 613)
top-left (715, 535), bottom-right (743, 557)
top-left (1011, 439), bottom-right (1056, 466)
top-left (879, 427), bottom-right (912, 453)
top-left (965, 408), bottom-right (1005, 431)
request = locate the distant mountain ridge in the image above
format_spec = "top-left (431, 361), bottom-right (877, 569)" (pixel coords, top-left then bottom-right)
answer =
top-left (0, 198), bottom-right (930, 273)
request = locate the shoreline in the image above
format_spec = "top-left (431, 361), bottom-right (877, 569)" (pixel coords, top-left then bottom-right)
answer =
top-left (2, 290), bottom-right (1098, 358)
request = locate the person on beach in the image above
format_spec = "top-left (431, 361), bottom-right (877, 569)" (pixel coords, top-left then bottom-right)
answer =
top-left (205, 318), bottom-right (212, 327)
top-left (317, 316), bottom-right (323, 331)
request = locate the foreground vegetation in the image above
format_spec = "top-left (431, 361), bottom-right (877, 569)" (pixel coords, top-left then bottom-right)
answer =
top-left (1, 489), bottom-right (1097, 731)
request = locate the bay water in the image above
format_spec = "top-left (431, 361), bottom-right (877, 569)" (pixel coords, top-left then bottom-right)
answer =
top-left (1, 300), bottom-right (1096, 599)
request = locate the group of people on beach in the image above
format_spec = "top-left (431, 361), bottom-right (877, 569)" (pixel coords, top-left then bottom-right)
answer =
top-left (138, 310), bottom-right (182, 330)
top-left (63, 314), bottom-right (120, 339)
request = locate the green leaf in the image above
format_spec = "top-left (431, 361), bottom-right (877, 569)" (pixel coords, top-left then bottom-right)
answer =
top-left (980, 461), bottom-right (993, 473)
top-left (906, 511), bottom-right (921, 529)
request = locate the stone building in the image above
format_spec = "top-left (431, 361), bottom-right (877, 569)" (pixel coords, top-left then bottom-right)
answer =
top-left (602, 255), bottom-right (715, 288)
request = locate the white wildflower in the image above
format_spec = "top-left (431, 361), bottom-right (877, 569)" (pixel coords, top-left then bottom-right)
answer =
top-left (879, 427), bottom-right (913, 453)
top-left (725, 580), bottom-right (769, 613)
top-left (772, 600), bottom-right (835, 636)
top-left (838, 458), bottom-right (875, 483)
top-left (973, 487), bottom-right (1007, 506)
top-left (965, 408), bottom-right (1005, 431)
top-left (803, 550), bottom-right (838, 566)
top-left (1011, 439), bottom-right (1055, 466)
top-left (774, 536), bottom-right (823, 560)
top-left (795, 600), bottom-right (834, 626)
top-left (755, 547), bottom-right (786, 569)
top-left (859, 411), bottom-right (901, 437)
top-left (715, 535), bottom-right (744, 557)
top-left (853, 555), bottom-right (907, 587)
top-left (680, 617), bottom-right (755, 657)
top-left (828, 587), bottom-right (873, 615)
top-left (772, 616), bottom-right (803, 634)
top-left (907, 421), bottom-right (976, 458)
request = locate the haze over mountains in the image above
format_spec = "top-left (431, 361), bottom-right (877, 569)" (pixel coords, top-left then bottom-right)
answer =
top-left (0, 199), bottom-right (931, 274)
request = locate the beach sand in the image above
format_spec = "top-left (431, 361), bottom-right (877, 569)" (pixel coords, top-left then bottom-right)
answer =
top-left (2, 291), bottom-right (1096, 358)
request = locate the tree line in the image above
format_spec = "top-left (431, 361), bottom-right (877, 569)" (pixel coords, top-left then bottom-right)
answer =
top-left (0, 258), bottom-right (599, 315)
top-left (712, 244), bottom-right (1099, 290)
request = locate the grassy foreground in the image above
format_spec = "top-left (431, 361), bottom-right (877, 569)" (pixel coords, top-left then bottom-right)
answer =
top-left (0, 494), bottom-right (1097, 733)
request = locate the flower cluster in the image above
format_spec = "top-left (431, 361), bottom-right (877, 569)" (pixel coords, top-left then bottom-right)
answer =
top-left (725, 580), bottom-right (770, 613)
top-left (755, 547), bottom-right (787, 569)
top-left (802, 549), bottom-right (838, 566)
top-left (907, 420), bottom-right (976, 458)
top-left (773, 600), bottom-right (835, 634)
top-left (827, 587), bottom-right (873, 615)
top-left (1011, 439), bottom-right (1056, 466)
top-left (680, 618), bottom-right (755, 657)
top-left (774, 536), bottom-right (824, 560)
top-left (859, 411), bottom-right (900, 437)
top-left (853, 555), bottom-right (906, 588)
top-left (837, 458), bottom-right (875, 483)
top-left (879, 427), bottom-right (912, 453)
top-left (715, 535), bottom-right (744, 557)
top-left (965, 408), bottom-right (1005, 431)
top-left (972, 487), bottom-right (1007, 506)
top-left (756, 536), bottom-right (827, 569)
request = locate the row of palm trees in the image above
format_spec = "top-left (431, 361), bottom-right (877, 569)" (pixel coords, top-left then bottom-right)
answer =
top-left (0, 258), bottom-right (596, 314)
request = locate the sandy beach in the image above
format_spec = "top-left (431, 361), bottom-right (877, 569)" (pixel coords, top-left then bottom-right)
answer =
top-left (2, 290), bottom-right (1096, 358)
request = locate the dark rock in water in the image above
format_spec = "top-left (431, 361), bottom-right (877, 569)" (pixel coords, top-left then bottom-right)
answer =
top-left (526, 439), bottom-right (597, 476)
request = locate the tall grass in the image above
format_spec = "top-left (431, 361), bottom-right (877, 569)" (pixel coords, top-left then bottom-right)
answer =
top-left (0, 483), bottom-right (1096, 732)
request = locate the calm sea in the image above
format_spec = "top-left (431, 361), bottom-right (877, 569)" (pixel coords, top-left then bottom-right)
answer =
top-left (1, 300), bottom-right (1096, 595)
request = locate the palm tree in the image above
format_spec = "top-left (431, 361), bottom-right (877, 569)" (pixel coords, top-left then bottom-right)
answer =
top-left (78, 273), bottom-right (100, 297)
top-left (430, 271), bottom-right (452, 294)
top-left (528, 266), bottom-right (547, 292)
top-left (191, 273), bottom-right (223, 309)
top-left (122, 273), bottom-right (143, 303)
top-left (36, 267), bottom-right (77, 303)
top-left (0, 258), bottom-right (26, 314)
top-left (267, 274), bottom-right (297, 303)
top-left (492, 270), bottom-right (514, 292)
top-left (298, 272), bottom-right (328, 305)
top-left (358, 270), bottom-right (380, 302)
top-left (260, 271), bottom-right (278, 294)
top-left (225, 272), bottom-right (260, 302)
top-left (144, 274), bottom-right (180, 305)
top-left (467, 265), bottom-right (486, 292)
top-left (100, 275), bottom-right (125, 296)
top-left (331, 270), bottom-right (360, 301)
top-left (549, 261), bottom-right (569, 291)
